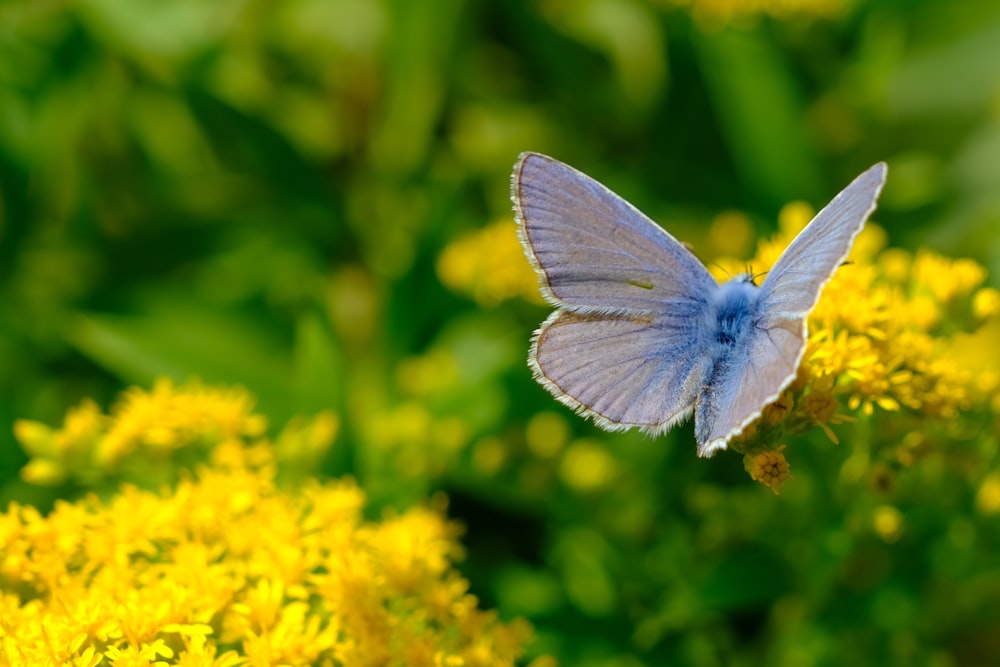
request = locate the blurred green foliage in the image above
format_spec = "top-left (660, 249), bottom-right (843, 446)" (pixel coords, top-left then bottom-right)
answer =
top-left (2, 0), bottom-right (1000, 665)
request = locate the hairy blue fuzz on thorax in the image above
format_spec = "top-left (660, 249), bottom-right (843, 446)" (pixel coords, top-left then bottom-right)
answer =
top-left (704, 274), bottom-right (760, 358)
top-left (694, 274), bottom-right (762, 445)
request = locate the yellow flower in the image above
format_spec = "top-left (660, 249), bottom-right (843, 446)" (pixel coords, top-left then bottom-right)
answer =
top-left (1, 384), bottom-right (536, 667)
top-left (976, 473), bottom-right (1000, 515)
top-left (100, 378), bottom-right (267, 466)
top-left (526, 412), bottom-right (571, 459)
top-left (745, 446), bottom-right (792, 494)
top-left (13, 379), bottom-right (285, 487)
top-left (873, 505), bottom-right (904, 543)
top-left (799, 390), bottom-right (854, 444)
top-left (708, 210), bottom-right (754, 259)
top-left (437, 220), bottom-right (545, 306)
top-left (973, 287), bottom-right (1000, 320)
top-left (912, 250), bottom-right (986, 303)
top-left (559, 439), bottom-right (618, 492)
top-left (15, 399), bottom-right (105, 485)
top-left (762, 391), bottom-right (794, 426)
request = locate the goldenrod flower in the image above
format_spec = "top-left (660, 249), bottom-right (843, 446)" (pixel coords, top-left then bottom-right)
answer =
top-left (437, 220), bottom-right (546, 306)
top-left (12, 379), bottom-right (317, 488)
top-left (559, 439), bottom-right (618, 492)
top-left (3, 385), bottom-right (535, 666)
top-left (973, 287), bottom-right (1000, 320)
top-left (976, 473), bottom-right (1000, 515)
top-left (799, 389), bottom-right (854, 444)
top-left (744, 446), bottom-right (792, 494)
top-left (872, 505), bottom-right (904, 543)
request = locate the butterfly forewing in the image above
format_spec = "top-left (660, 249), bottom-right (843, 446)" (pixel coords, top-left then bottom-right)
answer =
top-left (758, 162), bottom-right (887, 326)
top-left (513, 152), bottom-right (717, 314)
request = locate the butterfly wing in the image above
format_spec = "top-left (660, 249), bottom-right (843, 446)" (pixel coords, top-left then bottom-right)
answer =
top-left (758, 163), bottom-right (888, 327)
top-left (695, 318), bottom-right (804, 456)
top-left (513, 152), bottom-right (718, 433)
top-left (513, 152), bottom-right (717, 314)
top-left (695, 163), bottom-right (888, 456)
top-left (531, 308), bottom-right (711, 434)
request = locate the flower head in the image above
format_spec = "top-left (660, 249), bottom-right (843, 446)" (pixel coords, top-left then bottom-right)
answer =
top-left (3, 383), bottom-right (535, 666)
top-left (437, 220), bottom-right (545, 307)
top-left (745, 446), bottom-right (792, 494)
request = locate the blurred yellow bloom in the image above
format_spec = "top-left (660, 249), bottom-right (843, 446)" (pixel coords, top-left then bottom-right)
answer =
top-left (526, 412), bottom-right (571, 459)
top-left (873, 505), bottom-right (904, 543)
top-left (473, 436), bottom-right (509, 475)
top-left (973, 287), bottom-right (1000, 320)
top-left (976, 473), bottom-right (1000, 515)
top-left (397, 348), bottom-right (461, 397)
top-left (363, 400), bottom-right (473, 477)
top-left (778, 200), bottom-right (815, 236)
top-left (559, 439), bottom-right (618, 492)
top-left (912, 250), bottom-right (986, 303)
top-left (437, 220), bottom-right (546, 306)
top-left (708, 210), bottom-right (754, 259)
top-left (2, 385), bottom-right (535, 667)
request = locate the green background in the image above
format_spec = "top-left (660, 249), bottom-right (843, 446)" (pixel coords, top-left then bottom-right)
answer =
top-left (2, 1), bottom-right (999, 665)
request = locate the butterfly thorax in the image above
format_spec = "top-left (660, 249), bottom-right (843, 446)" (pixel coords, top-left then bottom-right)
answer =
top-left (704, 275), bottom-right (760, 355)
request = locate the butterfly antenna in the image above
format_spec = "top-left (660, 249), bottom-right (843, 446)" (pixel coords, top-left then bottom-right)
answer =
top-left (710, 262), bottom-right (735, 279)
top-left (747, 265), bottom-right (770, 286)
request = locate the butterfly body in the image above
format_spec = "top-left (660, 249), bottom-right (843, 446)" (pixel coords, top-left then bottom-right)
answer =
top-left (512, 153), bottom-right (886, 457)
top-left (705, 275), bottom-right (759, 350)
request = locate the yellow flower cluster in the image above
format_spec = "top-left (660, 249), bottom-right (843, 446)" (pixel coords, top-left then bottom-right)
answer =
top-left (14, 379), bottom-right (274, 486)
top-left (437, 220), bottom-right (546, 307)
top-left (714, 201), bottom-right (998, 490)
top-left (3, 389), bottom-right (534, 667)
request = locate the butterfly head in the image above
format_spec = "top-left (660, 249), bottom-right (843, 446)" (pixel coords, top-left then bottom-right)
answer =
top-left (734, 271), bottom-right (761, 287)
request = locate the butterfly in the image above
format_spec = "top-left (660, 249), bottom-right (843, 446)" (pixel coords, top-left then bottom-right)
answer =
top-left (512, 153), bottom-right (887, 457)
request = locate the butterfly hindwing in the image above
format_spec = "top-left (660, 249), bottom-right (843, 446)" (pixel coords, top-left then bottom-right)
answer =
top-left (531, 309), bottom-right (710, 434)
top-left (695, 318), bottom-right (805, 456)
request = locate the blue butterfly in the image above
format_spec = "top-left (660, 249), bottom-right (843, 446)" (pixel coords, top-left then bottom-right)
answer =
top-left (512, 153), bottom-right (886, 456)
